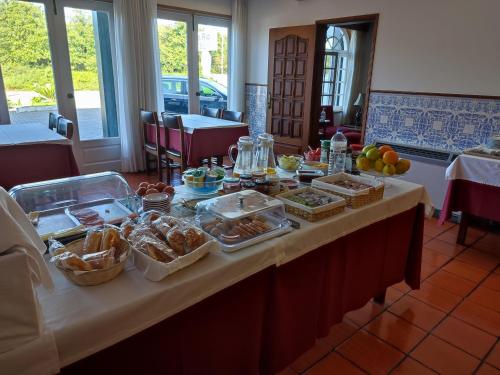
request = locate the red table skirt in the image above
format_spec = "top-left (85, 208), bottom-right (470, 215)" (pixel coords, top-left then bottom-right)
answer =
top-left (62, 204), bottom-right (424, 375)
top-left (439, 179), bottom-right (500, 224)
top-left (146, 125), bottom-right (249, 167)
top-left (0, 143), bottom-right (80, 190)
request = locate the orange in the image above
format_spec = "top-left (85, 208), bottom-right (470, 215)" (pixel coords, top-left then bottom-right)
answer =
top-left (378, 145), bottom-right (393, 157)
top-left (382, 150), bottom-right (399, 165)
top-left (395, 159), bottom-right (411, 174)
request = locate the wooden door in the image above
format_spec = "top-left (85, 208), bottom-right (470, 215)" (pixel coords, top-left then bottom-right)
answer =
top-left (266, 25), bottom-right (316, 155)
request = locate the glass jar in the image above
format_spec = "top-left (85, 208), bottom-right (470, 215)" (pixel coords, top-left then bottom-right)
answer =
top-left (223, 177), bottom-right (241, 194)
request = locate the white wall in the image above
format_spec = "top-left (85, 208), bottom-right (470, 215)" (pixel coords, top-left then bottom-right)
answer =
top-left (247, 0), bottom-right (500, 96)
top-left (157, 0), bottom-right (231, 15)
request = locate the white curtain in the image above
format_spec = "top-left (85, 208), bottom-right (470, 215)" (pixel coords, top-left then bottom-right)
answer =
top-left (343, 30), bottom-right (358, 121)
top-left (114, 0), bottom-right (162, 172)
top-left (228, 0), bottom-right (247, 112)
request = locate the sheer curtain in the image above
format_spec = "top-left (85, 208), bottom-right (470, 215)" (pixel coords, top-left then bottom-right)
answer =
top-left (114, 0), bottom-right (162, 172)
top-left (228, 0), bottom-right (247, 112)
top-left (342, 30), bottom-right (358, 122)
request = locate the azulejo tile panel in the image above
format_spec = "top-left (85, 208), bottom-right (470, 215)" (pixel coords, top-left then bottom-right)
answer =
top-left (365, 92), bottom-right (500, 152)
top-left (245, 84), bottom-right (267, 140)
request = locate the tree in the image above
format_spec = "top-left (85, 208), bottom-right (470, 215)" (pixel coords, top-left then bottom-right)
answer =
top-left (157, 22), bottom-right (188, 76)
top-left (210, 32), bottom-right (228, 74)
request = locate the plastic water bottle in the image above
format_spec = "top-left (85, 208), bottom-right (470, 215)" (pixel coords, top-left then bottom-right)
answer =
top-left (320, 108), bottom-right (327, 122)
top-left (328, 130), bottom-right (347, 175)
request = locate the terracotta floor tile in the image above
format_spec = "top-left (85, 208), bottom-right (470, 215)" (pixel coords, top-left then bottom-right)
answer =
top-left (337, 331), bottom-right (404, 375)
top-left (306, 352), bottom-right (364, 375)
top-left (319, 320), bottom-right (358, 349)
top-left (423, 234), bottom-right (433, 244)
top-left (289, 340), bottom-right (330, 373)
top-left (436, 225), bottom-right (486, 246)
top-left (476, 363), bottom-right (500, 375)
top-left (409, 282), bottom-right (462, 312)
top-left (392, 281), bottom-right (412, 293)
top-left (276, 367), bottom-right (298, 375)
top-left (426, 270), bottom-right (476, 297)
top-left (421, 262), bottom-right (439, 280)
top-left (411, 335), bottom-right (480, 375)
top-left (425, 238), bottom-right (465, 257)
top-left (456, 249), bottom-right (499, 272)
top-left (452, 300), bottom-right (500, 336)
top-left (482, 273), bottom-right (500, 292)
top-left (423, 222), bottom-right (450, 237)
top-left (391, 357), bottom-right (437, 375)
top-left (344, 302), bottom-right (384, 328)
top-left (432, 316), bottom-right (497, 359)
top-left (422, 248), bottom-right (452, 268)
top-left (388, 295), bottom-right (445, 331)
top-left (473, 232), bottom-right (500, 255)
top-left (469, 286), bottom-right (500, 312)
top-left (442, 259), bottom-right (489, 283)
top-left (365, 311), bottom-right (426, 352)
top-left (486, 342), bottom-right (500, 369)
top-left (386, 287), bottom-right (405, 305)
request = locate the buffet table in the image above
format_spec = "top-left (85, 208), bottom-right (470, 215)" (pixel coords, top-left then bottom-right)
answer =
top-left (33, 178), bottom-right (430, 375)
top-left (439, 154), bottom-right (500, 243)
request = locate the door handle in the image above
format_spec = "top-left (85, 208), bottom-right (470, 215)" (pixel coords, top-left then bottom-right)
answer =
top-left (67, 93), bottom-right (74, 99)
top-left (267, 91), bottom-right (271, 109)
top-left (195, 92), bottom-right (201, 97)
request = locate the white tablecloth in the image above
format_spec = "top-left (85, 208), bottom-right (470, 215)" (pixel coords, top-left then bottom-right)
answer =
top-left (180, 114), bottom-right (247, 134)
top-left (36, 178), bottom-right (430, 368)
top-left (445, 154), bottom-right (500, 187)
top-left (0, 123), bottom-right (70, 146)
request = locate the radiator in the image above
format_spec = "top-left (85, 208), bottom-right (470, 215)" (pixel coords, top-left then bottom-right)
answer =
top-left (374, 141), bottom-right (459, 210)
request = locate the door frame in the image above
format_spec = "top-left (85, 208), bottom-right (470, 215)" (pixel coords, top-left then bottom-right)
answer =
top-left (313, 14), bottom-right (379, 145)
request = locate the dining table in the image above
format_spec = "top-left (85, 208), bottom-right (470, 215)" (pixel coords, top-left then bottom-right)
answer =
top-left (0, 123), bottom-right (79, 190)
top-left (22, 176), bottom-right (431, 375)
top-left (148, 114), bottom-right (249, 167)
top-left (438, 153), bottom-right (500, 243)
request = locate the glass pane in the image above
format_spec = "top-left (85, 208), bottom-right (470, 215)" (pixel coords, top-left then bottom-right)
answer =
top-left (0, 1), bottom-right (57, 126)
top-left (337, 69), bottom-right (345, 82)
top-left (322, 83), bottom-right (332, 96)
top-left (339, 57), bottom-right (347, 69)
top-left (336, 82), bottom-right (344, 96)
top-left (335, 94), bottom-right (343, 107)
top-left (65, 7), bottom-right (118, 139)
top-left (323, 69), bottom-right (334, 82)
top-left (321, 95), bottom-right (332, 106)
top-left (198, 23), bottom-right (228, 111)
top-left (157, 18), bottom-right (189, 114)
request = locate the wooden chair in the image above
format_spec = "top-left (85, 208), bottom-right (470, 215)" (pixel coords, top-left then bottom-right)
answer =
top-left (201, 105), bottom-right (221, 118)
top-left (161, 112), bottom-right (187, 185)
top-left (56, 117), bottom-right (74, 139)
top-left (140, 109), bottom-right (162, 181)
top-left (49, 112), bottom-right (61, 131)
top-left (221, 110), bottom-right (244, 122)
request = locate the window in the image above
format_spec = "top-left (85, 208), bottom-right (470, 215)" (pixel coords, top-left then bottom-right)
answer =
top-left (321, 26), bottom-right (349, 109)
top-left (200, 83), bottom-right (216, 97)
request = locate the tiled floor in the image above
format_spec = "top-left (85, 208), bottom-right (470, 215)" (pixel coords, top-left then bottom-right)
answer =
top-left (123, 172), bottom-right (500, 375)
top-left (276, 218), bottom-right (499, 375)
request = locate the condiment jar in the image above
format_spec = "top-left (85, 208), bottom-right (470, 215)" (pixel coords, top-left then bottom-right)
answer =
top-left (223, 177), bottom-right (241, 194)
top-left (266, 174), bottom-right (280, 195)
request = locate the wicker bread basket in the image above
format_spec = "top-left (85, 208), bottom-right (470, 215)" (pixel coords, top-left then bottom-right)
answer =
top-left (312, 173), bottom-right (384, 208)
top-left (277, 187), bottom-right (346, 222)
top-left (56, 238), bottom-right (130, 286)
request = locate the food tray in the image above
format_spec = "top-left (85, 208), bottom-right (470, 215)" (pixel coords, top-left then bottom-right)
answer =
top-left (132, 234), bottom-right (217, 281)
top-left (276, 187), bottom-right (346, 222)
top-left (55, 238), bottom-right (131, 286)
top-left (312, 172), bottom-right (384, 208)
top-left (30, 206), bottom-right (83, 240)
top-left (67, 198), bottom-right (133, 225)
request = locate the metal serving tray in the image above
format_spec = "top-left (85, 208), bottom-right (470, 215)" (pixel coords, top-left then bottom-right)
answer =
top-left (32, 206), bottom-right (82, 239)
top-left (66, 198), bottom-right (133, 225)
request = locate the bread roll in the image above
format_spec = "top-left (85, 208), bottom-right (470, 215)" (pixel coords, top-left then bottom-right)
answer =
top-left (83, 231), bottom-right (102, 253)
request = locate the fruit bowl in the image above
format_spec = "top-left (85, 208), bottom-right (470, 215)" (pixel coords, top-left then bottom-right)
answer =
top-left (277, 154), bottom-right (304, 171)
top-left (182, 176), bottom-right (223, 195)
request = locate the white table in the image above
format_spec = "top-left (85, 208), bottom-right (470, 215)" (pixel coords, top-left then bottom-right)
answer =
top-left (0, 123), bottom-right (70, 146)
top-left (36, 179), bottom-right (430, 370)
top-left (179, 114), bottom-right (247, 134)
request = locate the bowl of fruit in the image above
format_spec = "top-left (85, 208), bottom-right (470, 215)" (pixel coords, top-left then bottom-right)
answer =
top-left (355, 144), bottom-right (411, 180)
top-left (277, 154), bottom-right (304, 172)
top-left (182, 167), bottom-right (225, 195)
top-left (304, 147), bottom-right (322, 162)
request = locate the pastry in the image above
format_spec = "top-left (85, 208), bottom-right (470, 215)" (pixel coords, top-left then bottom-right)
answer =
top-left (83, 248), bottom-right (116, 269)
top-left (83, 230), bottom-right (102, 253)
top-left (167, 228), bottom-right (185, 255)
top-left (184, 227), bottom-right (204, 252)
top-left (121, 222), bottom-right (134, 239)
top-left (58, 252), bottom-right (93, 271)
top-left (101, 227), bottom-right (121, 250)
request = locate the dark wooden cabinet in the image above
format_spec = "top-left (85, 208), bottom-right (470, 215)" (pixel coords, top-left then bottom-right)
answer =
top-left (267, 25), bottom-right (316, 154)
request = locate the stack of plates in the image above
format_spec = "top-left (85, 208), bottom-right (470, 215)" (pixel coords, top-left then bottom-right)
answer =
top-left (143, 193), bottom-right (171, 213)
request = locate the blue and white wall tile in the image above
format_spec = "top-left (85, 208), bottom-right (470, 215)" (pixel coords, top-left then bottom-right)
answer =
top-left (365, 92), bottom-right (500, 152)
top-left (245, 84), bottom-right (267, 140)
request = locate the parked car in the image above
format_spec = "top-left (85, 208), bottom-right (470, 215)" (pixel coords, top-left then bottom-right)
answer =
top-left (162, 76), bottom-right (227, 114)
